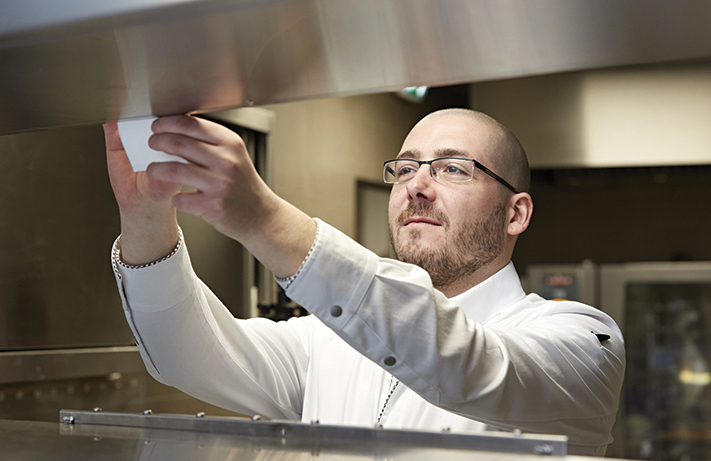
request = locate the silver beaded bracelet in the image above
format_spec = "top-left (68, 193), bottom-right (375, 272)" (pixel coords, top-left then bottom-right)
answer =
top-left (275, 219), bottom-right (321, 290)
top-left (111, 228), bottom-right (183, 276)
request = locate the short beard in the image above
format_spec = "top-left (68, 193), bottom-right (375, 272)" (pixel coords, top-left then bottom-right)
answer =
top-left (389, 201), bottom-right (507, 290)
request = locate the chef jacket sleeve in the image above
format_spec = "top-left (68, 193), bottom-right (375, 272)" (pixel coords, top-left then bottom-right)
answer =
top-left (112, 233), bottom-right (311, 421)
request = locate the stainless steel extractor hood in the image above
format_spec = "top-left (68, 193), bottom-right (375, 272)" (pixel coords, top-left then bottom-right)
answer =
top-left (3, 0), bottom-right (711, 135)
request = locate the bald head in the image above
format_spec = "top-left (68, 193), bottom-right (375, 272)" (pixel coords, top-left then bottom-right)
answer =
top-left (420, 109), bottom-right (530, 193)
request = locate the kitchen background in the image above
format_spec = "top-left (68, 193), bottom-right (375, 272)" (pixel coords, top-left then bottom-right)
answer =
top-left (2, 2), bottom-right (711, 460)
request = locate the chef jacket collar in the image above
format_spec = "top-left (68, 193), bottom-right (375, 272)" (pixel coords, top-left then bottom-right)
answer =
top-left (450, 261), bottom-right (526, 324)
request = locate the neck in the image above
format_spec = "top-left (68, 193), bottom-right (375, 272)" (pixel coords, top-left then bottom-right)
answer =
top-left (435, 258), bottom-right (510, 297)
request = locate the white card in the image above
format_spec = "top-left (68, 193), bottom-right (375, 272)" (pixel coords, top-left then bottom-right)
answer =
top-left (117, 116), bottom-right (189, 172)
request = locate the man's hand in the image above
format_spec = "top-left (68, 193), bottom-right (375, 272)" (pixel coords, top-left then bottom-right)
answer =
top-left (143, 115), bottom-right (316, 279)
top-left (105, 122), bottom-right (182, 211)
top-left (105, 122), bottom-right (182, 265)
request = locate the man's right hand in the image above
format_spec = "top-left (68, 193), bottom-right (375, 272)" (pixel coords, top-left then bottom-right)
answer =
top-left (104, 122), bottom-right (182, 266)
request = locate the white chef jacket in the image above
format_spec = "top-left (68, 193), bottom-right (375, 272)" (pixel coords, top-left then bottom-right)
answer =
top-left (112, 219), bottom-right (625, 457)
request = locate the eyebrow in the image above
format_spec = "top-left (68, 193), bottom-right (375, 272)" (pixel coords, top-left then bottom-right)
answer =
top-left (395, 150), bottom-right (418, 160)
top-left (396, 148), bottom-right (473, 160)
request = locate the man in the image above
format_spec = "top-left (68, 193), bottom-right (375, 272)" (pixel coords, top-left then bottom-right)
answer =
top-left (105, 108), bottom-right (624, 456)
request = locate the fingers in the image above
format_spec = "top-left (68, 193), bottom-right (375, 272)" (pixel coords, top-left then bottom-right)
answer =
top-left (148, 115), bottom-right (246, 170)
top-left (104, 122), bottom-right (137, 200)
top-left (140, 114), bottom-right (269, 241)
top-left (103, 122), bottom-right (125, 154)
top-left (151, 115), bottom-right (231, 147)
top-left (104, 121), bottom-right (138, 182)
top-left (146, 114), bottom-right (254, 192)
top-left (156, 162), bottom-right (253, 238)
top-left (149, 133), bottom-right (230, 170)
top-left (170, 190), bottom-right (213, 221)
top-left (146, 160), bottom-right (222, 193)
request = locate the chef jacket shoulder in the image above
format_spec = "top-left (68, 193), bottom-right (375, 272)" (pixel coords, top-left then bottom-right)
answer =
top-left (488, 292), bottom-right (624, 347)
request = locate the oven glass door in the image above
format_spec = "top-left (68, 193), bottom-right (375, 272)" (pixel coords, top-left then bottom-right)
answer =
top-left (624, 282), bottom-right (711, 460)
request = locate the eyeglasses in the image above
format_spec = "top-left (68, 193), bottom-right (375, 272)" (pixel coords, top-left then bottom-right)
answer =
top-left (383, 157), bottom-right (519, 193)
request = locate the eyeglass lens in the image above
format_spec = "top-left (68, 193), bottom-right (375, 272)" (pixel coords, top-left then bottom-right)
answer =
top-left (384, 158), bottom-right (475, 184)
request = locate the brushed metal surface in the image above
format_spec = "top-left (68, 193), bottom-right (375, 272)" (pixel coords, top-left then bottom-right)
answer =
top-left (0, 417), bottom-right (586, 460)
top-left (0, 124), bottom-right (133, 351)
top-left (0, 347), bottom-right (144, 384)
top-left (58, 409), bottom-right (568, 456)
top-left (0, 119), bottom-right (262, 353)
top-left (3, 0), bottom-right (711, 134)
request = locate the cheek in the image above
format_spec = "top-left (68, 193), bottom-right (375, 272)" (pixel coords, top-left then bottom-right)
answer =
top-left (450, 196), bottom-right (486, 226)
top-left (388, 189), bottom-right (404, 224)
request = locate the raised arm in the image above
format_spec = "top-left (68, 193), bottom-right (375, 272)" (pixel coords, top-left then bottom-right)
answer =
top-left (104, 122), bottom-right (181, 264)
top-left (106, 117), bottom-right (315, 418)
top-left (124, 115), bottom-right (317, 278)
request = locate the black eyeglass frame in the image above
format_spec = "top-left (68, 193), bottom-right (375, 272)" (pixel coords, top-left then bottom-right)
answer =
top-left (383, 157), bottom-right (519, 194)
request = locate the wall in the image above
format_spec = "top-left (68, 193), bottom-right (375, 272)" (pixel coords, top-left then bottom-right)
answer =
top-left (263, 87), bottom-right (468, 239)
top-left (470, 60), bottom-right (711, 168)
top-left (514, 166), bottom-right (711, 271)
top-left (469, 61), bottom-right (711, 272)
top-left (0, 126), bottom-right (129, 350)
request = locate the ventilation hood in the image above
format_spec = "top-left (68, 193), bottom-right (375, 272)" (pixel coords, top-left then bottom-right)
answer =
top-left (3, 0), bottom-right (711, 135)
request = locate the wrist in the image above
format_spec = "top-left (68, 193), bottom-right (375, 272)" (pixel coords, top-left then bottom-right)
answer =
top-left (114, 228), bottom-right (183, 270)
top-left (119, 206), bottom-right (180, 266)
top-left (244, 198), bottom-right (317, 279)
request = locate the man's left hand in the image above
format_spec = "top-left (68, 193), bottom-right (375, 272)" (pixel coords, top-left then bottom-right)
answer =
top-left (146, 115), bottom-right (316, 279)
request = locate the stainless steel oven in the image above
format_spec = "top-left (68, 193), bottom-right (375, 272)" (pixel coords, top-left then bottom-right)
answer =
top-left (600, 262), bottom-right (711, 460)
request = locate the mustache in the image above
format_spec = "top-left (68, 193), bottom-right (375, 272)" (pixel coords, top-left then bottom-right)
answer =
top-left (397, 202), bottom-right (450, 229)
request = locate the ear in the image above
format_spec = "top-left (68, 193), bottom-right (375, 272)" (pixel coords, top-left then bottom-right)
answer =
top-left (507, 192), bottom-right (533, 236)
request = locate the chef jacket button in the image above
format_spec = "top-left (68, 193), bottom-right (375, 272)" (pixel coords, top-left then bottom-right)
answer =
top-left (330, 305), bottom-right (342, 317)
top-left (384, 356), bottom-right (396, 366)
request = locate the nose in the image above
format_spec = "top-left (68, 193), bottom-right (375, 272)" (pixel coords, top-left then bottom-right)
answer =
top-left (405, 164), bottom-right (437, 203)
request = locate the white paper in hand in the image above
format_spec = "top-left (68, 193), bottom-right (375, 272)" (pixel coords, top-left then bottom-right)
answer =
top-left (117, 116), bottom-right (189, 172)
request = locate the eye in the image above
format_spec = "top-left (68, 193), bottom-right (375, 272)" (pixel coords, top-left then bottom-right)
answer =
top-left (438, 160), bottom-right (473, 178)
top-left (394, 162), bottom-right (418, 178)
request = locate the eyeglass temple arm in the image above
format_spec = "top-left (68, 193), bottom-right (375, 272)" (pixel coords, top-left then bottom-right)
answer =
top-left (474, 161), bottom-right (519, 194)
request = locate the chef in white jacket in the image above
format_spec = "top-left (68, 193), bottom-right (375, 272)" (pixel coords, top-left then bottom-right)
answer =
top-left (105, 108), bottom-right (624, 456)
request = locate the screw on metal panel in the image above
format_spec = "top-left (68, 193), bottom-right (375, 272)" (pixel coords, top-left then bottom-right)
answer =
top-left (534, 444), bottom-right (554, 455)
top-left (93, 407), bottom-right (102, 412)
top-left (512, 428), bottom-right (522, 437)
top-left (196, 412), bottom-right (206, 418)
top-left (251, 415), bottom-right (262, 421)
top-left (143, 409), bottom-right (153, 415)
top-left (62, 416), bottom-right (75, 424)
top-left (441, 427), bottom-right (451, 432)
top-left (310, 420), bottom-right (319, 424)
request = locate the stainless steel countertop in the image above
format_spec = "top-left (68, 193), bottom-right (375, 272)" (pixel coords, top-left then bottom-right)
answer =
top-left (0, 410), bottom-right (602, 461)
